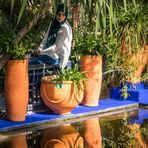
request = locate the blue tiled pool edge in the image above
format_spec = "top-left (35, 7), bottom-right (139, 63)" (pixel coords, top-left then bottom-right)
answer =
top-left (0, 98), bottom-right (139, 132)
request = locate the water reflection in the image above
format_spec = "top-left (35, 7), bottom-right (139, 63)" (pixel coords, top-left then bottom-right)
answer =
top-left (127, 124), bottom-right (147, 148)
top-left (79, 118), bottom-right (102, 148)
top-left (0, 109), bottom-right (147, 148)
top-left (101, 114), bottom-right (148, 148)
top-left (40, 124), bottom-right (84, 148)
top-left (3, 135), bottom-right (28, 148)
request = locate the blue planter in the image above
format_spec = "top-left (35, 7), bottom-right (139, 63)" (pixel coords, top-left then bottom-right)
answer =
top-left (110, 82), bottom-right (148, 105)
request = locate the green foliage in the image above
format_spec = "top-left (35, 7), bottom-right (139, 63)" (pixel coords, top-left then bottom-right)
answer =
top-left (103, 1), bottom-right (148, 88)
top-left (0, 0), bottom-right (54, 60)
top-left (5, 42), bottom-right (31, 60)
top-left (120, 85), bottom-right (130, 99)
top-left (116, 2), bottom-right (148, 51)
top-left (102, 118), bottom-right (144, 148)
top-left (73, 0), bottom-right (117, 36)
top-left (104, 36), bottom-right (119, 69)
top-left (0, 31), bottom-right (31, 60)
top-left (74, 33), bottom-right (104, 56)
top-left (47, 64), bottom-right (87, 96)
top-left (50, 64), bottom-right (87, 84)
top-left (141, 73), bottom-right (148, 83)
top-left (73, 32), bottom-right (118, 59)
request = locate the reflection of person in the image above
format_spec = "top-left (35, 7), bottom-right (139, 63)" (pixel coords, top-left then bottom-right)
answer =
top-left (29, 3), bottom-right (72, 69)
top-left (80, 118), bottom-right (102, 148)
top-left (40, 124), bottom-right (84, 148)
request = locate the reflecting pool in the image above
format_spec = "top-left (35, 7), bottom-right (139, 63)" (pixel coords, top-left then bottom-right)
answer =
top-left (0, 108), bottom-right (148, 148)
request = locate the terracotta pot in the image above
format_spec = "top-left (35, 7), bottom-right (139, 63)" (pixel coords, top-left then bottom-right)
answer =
top-left (81, 118), bottom-right (102, 148)
top-left (40, 76), bottom-right (84, 114)
top-left (80, 55), bottom-right (102, 106)
top-left (4, 60), bottom-right (29, 121)
top-left (40, 125), bottom-right (84, 148)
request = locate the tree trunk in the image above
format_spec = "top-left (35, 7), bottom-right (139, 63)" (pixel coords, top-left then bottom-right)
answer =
top-left (0, 54), bottom-right (10, 70)
top-left (14, 4), bottom-right (52, 44)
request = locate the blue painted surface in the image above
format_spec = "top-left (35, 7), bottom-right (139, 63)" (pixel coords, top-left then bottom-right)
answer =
top-left (0, 81), bottom-right (147, 132)
top-left (0, 98), bottom-right (138, 132)
top-left (110, 82), bottom-right (148, 105)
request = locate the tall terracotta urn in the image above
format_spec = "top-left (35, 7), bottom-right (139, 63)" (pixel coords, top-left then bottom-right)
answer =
top-left (40, 76), bottom-right (84, 114)
top-left (80, 55), bottom-right (102, 106)
top-left (4, 60), bottom-right (29, 121)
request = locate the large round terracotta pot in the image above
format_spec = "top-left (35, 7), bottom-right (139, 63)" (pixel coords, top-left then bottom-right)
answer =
top-left (80, 55), bottom-right (102, 106)
top-left (40, 76), bottom-right (84, 114)
top-left (40, 125), bottom-right (84, 148)
top-left (4, 60), bottom-right (29, 121)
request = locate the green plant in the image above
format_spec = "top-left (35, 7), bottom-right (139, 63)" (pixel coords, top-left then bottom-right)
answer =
top-left (0, 0), bottom-right (55, 61)
top-left (116, 2), bottom-right (148, 53)
top-left (0, 28), bottom-right (31, 60)
top-left (120, 85), bottom-right (130, 99)
top-left (73, 33), bottom-right (104, 56)
top-left (47, 64), bottom-right (87, 90)
top-left (73, 32), bottom-right (118, 61)
top-left (117, 2), bottom-right (148, 82)
top-left (104, 1), bottom-right (148, 89)
top-left (141, 73), bottom-right (148, 83)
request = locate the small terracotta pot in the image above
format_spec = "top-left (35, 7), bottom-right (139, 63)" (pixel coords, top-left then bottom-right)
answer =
top-left (40, 125), bottom-right (84, 148)
top-left (4, 60), bottom-right (29, 121)
top-left (80, 55), bottom-right (102, 106)
top-left (40, 76), bottom-right (84, 114)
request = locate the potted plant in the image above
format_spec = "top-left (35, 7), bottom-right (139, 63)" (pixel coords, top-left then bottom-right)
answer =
top-left (40, 64), bottom-right (87, 115)
top-left (0, 29), bottom-right (31, 121)
top-left (73, 32), bottom-right (108, 106)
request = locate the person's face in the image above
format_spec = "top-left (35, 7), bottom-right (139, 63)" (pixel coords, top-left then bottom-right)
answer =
top-left (56, 11), bottom-right (66, 23)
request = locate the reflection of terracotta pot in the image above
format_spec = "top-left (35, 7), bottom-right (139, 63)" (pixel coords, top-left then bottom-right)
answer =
top-left (6, 135), bottom-right (27, 148)
top-left (81, 118), bottom-right (102, 148)
top-left (4, 60), bottom-right (29, 121)
top-left (40, 76), bottom-right (84, 114)
top-left (40, 125), bottom-right (84, 148)
top-left (80, 55), bottom-right (102, 106)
